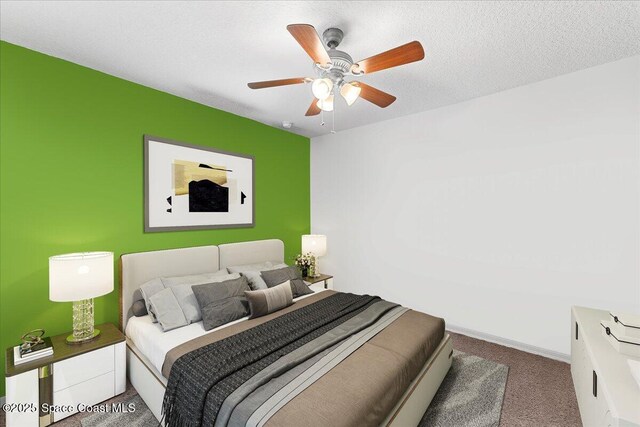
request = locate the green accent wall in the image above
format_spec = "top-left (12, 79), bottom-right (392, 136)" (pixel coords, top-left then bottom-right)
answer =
top-left (0, 41), bottom-right (310, 395)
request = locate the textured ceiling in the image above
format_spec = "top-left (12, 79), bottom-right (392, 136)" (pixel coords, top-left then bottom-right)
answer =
top-left (1, 1), bottom-right (639, 137)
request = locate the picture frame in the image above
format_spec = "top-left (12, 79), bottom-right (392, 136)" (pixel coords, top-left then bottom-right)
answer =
top-left (144, 135), bottom-right (254, 232)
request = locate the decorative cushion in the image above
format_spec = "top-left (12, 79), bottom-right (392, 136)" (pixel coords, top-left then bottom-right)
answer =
top-left (139, 272), bottom-right (240, 326)
top-left (163, 273), bottom-right (239, 324)
top-left (239, 271), bottom-right (268, 290)
top-left (139, 278), bottom-right (165, 322)
top-left (164, 284), bottom-right (201, 325)
top-left (245, 280), bottom-right (293, 319)
top-left (260, 266), bottom-right (314, 298)
top-left (148, 288), bottom-right (188, 332)
top-left (192, 276), bottom-right (251, 331)
top-left (227, 262), bottom-right (287, 290)
top-left (132, 299), bottom-right (148, 317)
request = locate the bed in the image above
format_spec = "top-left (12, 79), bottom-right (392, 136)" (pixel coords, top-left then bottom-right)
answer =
top-left (120, 239), bottom-right (452, 426)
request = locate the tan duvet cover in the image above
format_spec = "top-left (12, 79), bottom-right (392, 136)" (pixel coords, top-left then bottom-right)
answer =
top-left (163, 291), bottom-right (445, 427)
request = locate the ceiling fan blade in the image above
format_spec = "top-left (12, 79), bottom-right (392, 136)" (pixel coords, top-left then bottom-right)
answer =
top-left (352, 82), bottom-right (396, 108)
top-left (247, 77), bottom-right (310, 89)
top-left (287, 24), bottom-right (332, 67)
top-left (305, 99), bottom-right (321, 116)
top-left (352, 41), bottom-right (424, 74)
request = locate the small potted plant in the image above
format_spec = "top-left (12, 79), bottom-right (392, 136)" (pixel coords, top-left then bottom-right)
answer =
top-left (294, 252), bottom-right (316, 278)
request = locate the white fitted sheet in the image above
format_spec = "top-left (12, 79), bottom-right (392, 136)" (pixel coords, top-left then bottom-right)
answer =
top-left (125, 290), bottom-right (326, 376)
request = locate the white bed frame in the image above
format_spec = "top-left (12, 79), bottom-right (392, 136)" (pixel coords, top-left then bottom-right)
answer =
top-left (120, 239), bottom-right (452, 426)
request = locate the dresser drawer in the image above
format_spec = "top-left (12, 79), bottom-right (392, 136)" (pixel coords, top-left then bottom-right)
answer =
top-left (53, 370), bottom-right (115, 421)
top-left (53, 346), bottom-right (114, 392)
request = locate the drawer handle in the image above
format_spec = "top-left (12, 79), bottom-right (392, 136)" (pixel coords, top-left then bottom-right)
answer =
top-left (593, 370), bottom-right (597, 398)
top-left (575, 322), bottom-right (579, 340)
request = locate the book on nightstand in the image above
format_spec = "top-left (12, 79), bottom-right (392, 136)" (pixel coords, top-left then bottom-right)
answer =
top-left (13, 337), bottom-right (53, 365)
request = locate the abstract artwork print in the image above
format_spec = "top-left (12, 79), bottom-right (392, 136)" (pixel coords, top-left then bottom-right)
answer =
top-left (145, 136), bottom-right (254, 231)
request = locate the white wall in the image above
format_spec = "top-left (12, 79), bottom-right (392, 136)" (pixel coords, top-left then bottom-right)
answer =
top-left (311, 56), bottom-right (640, 358)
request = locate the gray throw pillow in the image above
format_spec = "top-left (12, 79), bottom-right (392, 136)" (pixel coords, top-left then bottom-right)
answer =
top-left (148, 288), bottom-right (189, 331)
top-left (192, 276), bottom-right (251, 331)
top-left (245, 280), bottom-right (293, 319)
top-left (261, 266), bottom-right (314, 298)
top-left (139, 278), bottom-right (165, 322)
top-left (227, 262), bottom-right (287, 290)
top-left (162, 273), bottom-right (240, 324)
top-left (227, 262), bottom-right (273, 290)
top-left (164, 284), bottom-right (201, 325)
top-left (132, 299), bottom-right (148, 317)
top-left (138, 272), bottom-right (240, 327)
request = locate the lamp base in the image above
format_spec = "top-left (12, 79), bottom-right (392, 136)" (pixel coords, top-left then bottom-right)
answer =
top-left (66, 298), bottom-right (99, 345)
top-left (66, 328), bottom-right (100, 345)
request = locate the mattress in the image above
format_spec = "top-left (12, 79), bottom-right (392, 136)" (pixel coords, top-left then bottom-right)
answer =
top-left (125, 290), bottom-right (327, 375)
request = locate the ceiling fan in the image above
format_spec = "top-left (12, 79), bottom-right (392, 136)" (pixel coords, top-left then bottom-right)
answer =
top-left (247, 24), bottom-right (425, 118)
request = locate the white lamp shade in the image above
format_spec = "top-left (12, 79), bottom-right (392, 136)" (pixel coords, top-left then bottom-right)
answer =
top-left (302, 235), bottom-right (327, 257)
top-left (49, 252), bottom-right (114, 301)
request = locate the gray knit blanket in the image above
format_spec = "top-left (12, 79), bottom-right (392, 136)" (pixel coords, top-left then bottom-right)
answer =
top-left (162, 292), bottom-right (385, 427)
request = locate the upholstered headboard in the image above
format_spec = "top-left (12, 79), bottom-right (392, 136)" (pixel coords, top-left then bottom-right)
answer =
top-left (218, 239), bottom-right (284, 269)
top-left (119, 239), bottom-right (284, 331)
top-left (120, 245), bottom-right (219, 330)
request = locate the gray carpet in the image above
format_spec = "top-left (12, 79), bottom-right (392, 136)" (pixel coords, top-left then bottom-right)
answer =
top-left (79, 351), bottom-right (507, 427)
top-left (420, 350), bottom-right (508, 427)
top-left (80, 395), bottom-right (157, 427)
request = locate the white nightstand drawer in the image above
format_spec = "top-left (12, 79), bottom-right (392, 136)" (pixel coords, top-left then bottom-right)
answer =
top-left (53, 370), bottom-right (115, 421)
top-left (53, 346), bottom-right (114, 392)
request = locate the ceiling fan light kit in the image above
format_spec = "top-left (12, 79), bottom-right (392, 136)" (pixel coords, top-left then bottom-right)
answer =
top-left (316, 95), bottom-right (334, 112)
top-left (248, 23), bottom-right (425, 129)
top-left (312, 78), bottom-right (333, 100)
top-left (340, 82), bottom-right (361, 106)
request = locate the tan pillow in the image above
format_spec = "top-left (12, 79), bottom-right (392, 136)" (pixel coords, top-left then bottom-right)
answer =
top-left (245, 281), bottom-right (293, 319)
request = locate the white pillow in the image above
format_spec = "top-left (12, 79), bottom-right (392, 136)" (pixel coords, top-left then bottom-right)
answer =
top-left (226, 262), bottom-right (274, 274)
top-left (161, 270), bottom-right (235, 286)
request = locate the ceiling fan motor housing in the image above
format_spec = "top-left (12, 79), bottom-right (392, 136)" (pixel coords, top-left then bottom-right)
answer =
top-left (322, 28), bottom-right (344, 49)
top-left (328, 49), bottom-right (353, 74)
top-left (313, 27), bottom-right (354, 87)
top-left (314, 49), bottom-right (353, 87)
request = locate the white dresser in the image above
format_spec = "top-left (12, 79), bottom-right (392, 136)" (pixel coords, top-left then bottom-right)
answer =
top-left (5, 323), bottom-right (126, 427)
top-left (571, 306), bottom-right (640, 427)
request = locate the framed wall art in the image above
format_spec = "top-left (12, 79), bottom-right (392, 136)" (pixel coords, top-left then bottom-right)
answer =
top-left (144, 135), bottom-right (254, 232)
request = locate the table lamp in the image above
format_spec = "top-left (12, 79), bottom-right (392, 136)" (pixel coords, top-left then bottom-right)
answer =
top-left (302, 235), bottom-right (327, 277)
top-left (49, 252), bottom-right (114, 344)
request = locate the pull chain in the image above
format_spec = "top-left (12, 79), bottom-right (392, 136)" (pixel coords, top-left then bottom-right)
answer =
top-left (331, 104), bottom-right (336, 134)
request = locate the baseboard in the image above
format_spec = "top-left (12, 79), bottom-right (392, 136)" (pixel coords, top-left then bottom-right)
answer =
top-left (446, 323), bottom-right (570, 363)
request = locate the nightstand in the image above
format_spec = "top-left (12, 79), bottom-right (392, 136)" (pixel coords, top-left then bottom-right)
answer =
top-left (5, 323), bottom-right (126, 427)
top-left (303, 274), bottom-right (334, 292)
